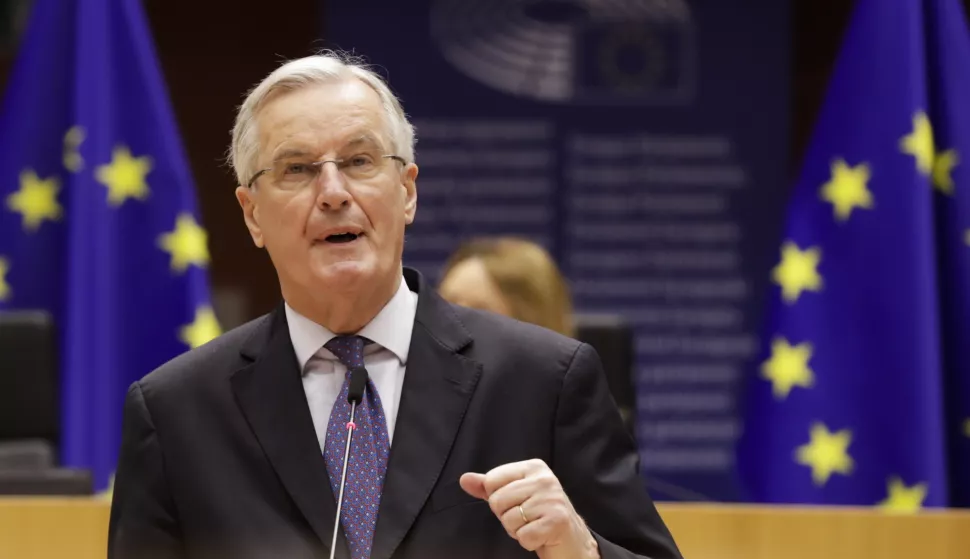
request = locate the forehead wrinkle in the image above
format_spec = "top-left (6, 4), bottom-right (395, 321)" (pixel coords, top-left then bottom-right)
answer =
top-left (342, 131), bottom-right (386, 152)
top-left (255, 81), bottom-right (393, 166)
top-left (269, 129), bottom-right (388, 164)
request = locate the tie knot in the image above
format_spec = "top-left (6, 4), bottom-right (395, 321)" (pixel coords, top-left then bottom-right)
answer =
top-left (324, 335), bottom-right (369, 370)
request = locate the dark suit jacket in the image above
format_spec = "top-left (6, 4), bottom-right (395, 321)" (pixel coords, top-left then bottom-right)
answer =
top-left (108, 268), bottom-right (682, 559)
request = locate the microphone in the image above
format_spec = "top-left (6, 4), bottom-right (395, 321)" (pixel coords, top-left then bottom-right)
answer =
top-left (329, 366), bottom-right (368, 559)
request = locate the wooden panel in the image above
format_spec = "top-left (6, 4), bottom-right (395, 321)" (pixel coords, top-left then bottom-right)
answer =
top-left (3, 498), bottom-right (970, 559)
top-left (0, 497), bottom-right (110, 559)
top-left (658, 503), bottom-right (970, 559)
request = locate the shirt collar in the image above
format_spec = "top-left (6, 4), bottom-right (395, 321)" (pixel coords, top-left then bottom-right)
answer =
top-left (284, 275), bottom-right (417, 373)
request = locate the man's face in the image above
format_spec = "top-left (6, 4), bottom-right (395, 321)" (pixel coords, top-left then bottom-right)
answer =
top-left (235, 79), bottom-right (418, 300)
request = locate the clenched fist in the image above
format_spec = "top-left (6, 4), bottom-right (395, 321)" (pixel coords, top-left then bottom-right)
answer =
top-left (460, 459), bottom-right (600, 559)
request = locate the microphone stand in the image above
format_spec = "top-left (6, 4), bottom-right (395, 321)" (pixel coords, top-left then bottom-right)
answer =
top-left (329, 367), bottom-right (367, 559)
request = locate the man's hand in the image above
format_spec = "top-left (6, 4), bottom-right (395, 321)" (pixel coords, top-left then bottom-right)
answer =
top-left (459, 459), bottom-right (600, 559)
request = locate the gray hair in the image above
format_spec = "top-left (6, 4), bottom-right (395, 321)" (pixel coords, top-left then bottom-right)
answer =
top-left (229, 50), bottom-right (416, 186)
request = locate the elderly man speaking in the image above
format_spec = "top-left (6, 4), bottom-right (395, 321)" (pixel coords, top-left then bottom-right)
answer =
top-left (107, 52), bottom-right (682, 559)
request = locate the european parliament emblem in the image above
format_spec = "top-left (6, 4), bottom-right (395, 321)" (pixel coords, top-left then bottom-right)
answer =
top-left (430, 0), bottom-right (696, 105)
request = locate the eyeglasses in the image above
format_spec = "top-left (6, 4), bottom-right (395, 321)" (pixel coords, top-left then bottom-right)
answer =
top-left (247, 152), bottom-right (407, 190)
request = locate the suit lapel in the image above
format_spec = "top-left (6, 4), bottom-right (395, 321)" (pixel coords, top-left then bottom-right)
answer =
top-left (230, 307), bottom-right (346, 556)
top-left (370, 269), bottom-right (482, 559)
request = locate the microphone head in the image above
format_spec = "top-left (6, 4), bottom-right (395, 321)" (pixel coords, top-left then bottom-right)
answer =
top-left (347, 366), bottom-right (368, 404)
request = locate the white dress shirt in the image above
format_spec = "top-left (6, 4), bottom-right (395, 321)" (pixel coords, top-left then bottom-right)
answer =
top-left (284, 276), bottom-right (417, 452)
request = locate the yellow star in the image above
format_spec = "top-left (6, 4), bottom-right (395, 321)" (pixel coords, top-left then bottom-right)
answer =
top-left (158, 213), bottom-right (210, 273)
top-left (795, 422), bottom-right (854, 486)
top-left (933, 149), bottom-right (958, 195)
top-left (964, 418), bottom-right (970, 438)
top-left (877, 477), bottom-right (927, 513)
top-left (5, 169), bottom-right (62, 232)
top-left (772, 241), bottom-right (823, 304)
top-left (761, 337), bottom-right (815, 399)
top-left (95, 146), bottom-right (152, 206)
top-left (820, 158), bottom-right (873, 221)
top-left (0, 256), bottom-right (10, 302)
top-left (900, 111), bottom-right (935, 175)
top-left (179, 306), bottom-right (222, 349)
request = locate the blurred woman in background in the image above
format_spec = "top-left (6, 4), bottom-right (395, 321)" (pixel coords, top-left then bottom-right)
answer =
top-left (440, 236), bottom-right (640, 437)
top-left (437, 236), bottom-right (575, 337)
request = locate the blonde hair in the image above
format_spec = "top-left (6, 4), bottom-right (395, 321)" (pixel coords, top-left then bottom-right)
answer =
top-left (229, 50), bottom-right (416, 186)
top-left (440, 237), bottom-right (574, 337)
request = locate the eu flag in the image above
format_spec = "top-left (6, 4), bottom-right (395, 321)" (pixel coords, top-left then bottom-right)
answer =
top-left (930, 0), bottom-right (970, 508)
top-left (737, 0), bottom-right (970, 510)
top-left (0, 0), bottom-right (219, 491)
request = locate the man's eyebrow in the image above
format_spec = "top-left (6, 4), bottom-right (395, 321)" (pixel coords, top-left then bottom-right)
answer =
top-left (270, 148), bottom-right (312, 163)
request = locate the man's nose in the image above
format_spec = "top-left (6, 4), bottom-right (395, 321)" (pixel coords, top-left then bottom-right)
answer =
top-left (314, 163), bottom-right (351, 209)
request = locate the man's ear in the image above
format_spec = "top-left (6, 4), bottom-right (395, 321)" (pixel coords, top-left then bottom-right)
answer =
top-left (235, 186), bottom-right (264, 247)
top-left (402, 163), bottom-right (418, 225)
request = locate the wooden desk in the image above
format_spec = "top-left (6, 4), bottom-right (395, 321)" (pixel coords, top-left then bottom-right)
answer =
top-left (0, 497), bottom-right (110, 559)
top-left (2, 498), bottom-right (970, 558)
top-left (658, 502), bottom-right (970, 559)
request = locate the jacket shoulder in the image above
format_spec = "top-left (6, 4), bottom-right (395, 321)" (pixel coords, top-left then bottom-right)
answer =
top-left (448, 303), bottom-right (587, 371)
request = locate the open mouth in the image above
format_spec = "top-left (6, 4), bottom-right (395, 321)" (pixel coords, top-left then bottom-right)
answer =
top-left (325, 232), bottom-right (360, 244)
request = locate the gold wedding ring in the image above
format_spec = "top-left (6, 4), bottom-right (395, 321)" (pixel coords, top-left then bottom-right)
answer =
top-left (518, 504), bottom-right (530, 524)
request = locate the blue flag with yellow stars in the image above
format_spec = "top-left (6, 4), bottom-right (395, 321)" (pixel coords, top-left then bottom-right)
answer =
top-left (930, 0), bottom-right (970, 508)
top-left (737, 0), bottom-right (970, 511)
top-left (0, 0), bottom-right (219, 491)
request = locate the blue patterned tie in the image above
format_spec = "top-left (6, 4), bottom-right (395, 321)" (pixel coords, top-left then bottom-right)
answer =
top-left (323, 335), bottom-right (390, 559)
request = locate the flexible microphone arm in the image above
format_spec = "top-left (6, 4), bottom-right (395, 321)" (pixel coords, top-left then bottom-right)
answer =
top-left (329, 366), bottom-right (368, 559)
